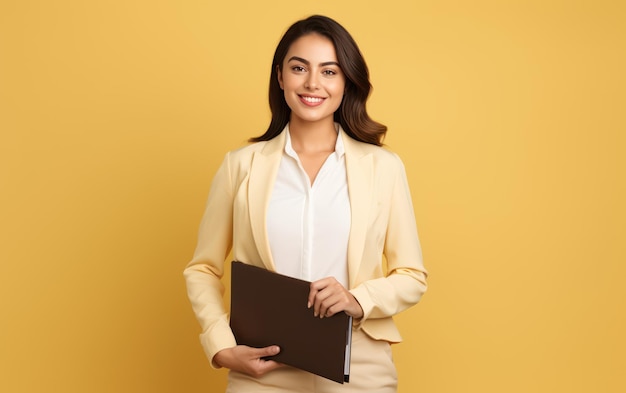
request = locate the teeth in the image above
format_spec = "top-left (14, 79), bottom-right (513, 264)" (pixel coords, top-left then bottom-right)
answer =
top-left (302, 96), bottom-right (323, 103)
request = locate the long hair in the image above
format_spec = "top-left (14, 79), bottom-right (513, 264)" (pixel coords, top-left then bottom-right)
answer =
top-left (249, 15), bottom-right (387, 146)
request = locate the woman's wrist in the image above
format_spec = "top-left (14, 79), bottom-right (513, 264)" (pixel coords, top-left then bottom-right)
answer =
top-left (213, 347), bottom-right (232, 368)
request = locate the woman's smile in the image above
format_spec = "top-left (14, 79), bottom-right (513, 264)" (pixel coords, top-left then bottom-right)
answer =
top-left (299, 94), bottom-right (326, 106)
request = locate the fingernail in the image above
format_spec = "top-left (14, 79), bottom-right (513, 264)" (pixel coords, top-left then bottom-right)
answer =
top-left (307, 301), bottom-right (311, 308)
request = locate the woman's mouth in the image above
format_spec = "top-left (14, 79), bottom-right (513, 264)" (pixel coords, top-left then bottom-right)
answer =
top-left (299, 95), bottom-right (326, 106)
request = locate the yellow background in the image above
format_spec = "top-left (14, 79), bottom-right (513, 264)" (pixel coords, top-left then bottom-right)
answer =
top-left (1, 1), bottom-right (624, 392)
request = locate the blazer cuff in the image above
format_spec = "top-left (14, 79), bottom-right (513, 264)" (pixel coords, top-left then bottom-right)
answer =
top-left (349, 286), bottom-right (375, 328)
top-left (199, 320), bottom-right (237, 369)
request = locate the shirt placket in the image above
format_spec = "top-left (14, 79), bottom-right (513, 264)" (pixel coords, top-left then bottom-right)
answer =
top-left (301, 180), bottom-right (313, 281)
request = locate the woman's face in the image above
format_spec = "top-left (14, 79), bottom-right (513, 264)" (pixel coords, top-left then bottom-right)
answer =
top-left (278, 33), bottom-right (346, 126)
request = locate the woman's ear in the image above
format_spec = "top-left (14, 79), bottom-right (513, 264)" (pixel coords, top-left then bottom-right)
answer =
top-left (276, 65), bottom-right (284, 90)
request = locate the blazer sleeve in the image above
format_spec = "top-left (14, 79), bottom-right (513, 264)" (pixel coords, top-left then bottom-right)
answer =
top-left (350, 153), bottom-right (428, 324)
top-left (183, 152), bottom-right (237, 367)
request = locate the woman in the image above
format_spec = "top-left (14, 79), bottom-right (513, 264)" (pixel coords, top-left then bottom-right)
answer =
top-left (184, 15), bottom-right (427, 392)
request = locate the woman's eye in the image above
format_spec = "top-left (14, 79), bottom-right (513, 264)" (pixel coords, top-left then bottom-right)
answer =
top-left (292, 66), bottom-right (306, 72)
top-left (322, 69), bottom-right (337, 76)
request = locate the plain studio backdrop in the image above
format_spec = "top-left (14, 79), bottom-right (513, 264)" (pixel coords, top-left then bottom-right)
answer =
top-left (0, 1), bottom-right (624, 392)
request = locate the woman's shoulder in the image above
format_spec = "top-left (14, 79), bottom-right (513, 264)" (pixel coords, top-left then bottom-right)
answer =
top-left (222, 131), bottom-right (282, 160)
top-left (226, 140), bottom-right (269, 159)
top-left (343, 133), bottom-right (405, 168)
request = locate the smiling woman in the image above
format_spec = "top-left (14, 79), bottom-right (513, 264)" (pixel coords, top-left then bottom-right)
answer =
top-left (251, 15), bottom-right (387, 146)
top-left (277, 34), bottom-right (346, 130)
top-left (184, 15), bottom-right (427, 392)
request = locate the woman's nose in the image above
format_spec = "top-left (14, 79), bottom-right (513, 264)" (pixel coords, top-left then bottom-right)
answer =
top-left (305, 73), bottom-right (319, 90)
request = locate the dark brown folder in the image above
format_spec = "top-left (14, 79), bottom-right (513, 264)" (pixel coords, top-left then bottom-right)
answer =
top-left (230, 261), bottom-right (352, 384)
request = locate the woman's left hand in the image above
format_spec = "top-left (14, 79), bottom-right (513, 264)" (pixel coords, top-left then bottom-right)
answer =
top-left (308, 277), bottom-right (364, 319)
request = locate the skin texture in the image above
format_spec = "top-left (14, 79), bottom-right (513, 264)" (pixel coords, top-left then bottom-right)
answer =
top-left (214, 33), bottom-right (364, 376)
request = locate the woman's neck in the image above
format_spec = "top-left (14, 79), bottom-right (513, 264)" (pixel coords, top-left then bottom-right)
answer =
top-left (288, 117), bottom-right (337, 154)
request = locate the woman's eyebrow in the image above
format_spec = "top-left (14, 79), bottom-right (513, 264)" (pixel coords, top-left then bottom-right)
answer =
top-left (287, 56), bottom-right (339, 67)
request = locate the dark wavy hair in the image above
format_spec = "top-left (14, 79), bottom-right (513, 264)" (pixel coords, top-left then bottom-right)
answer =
top-left (249, 15), bottom-right (387, 146)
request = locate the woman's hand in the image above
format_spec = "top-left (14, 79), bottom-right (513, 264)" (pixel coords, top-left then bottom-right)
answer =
top-left (308, 277), bottom-right (364, 319)
top-left (213, 345), bottom-right (283, 378)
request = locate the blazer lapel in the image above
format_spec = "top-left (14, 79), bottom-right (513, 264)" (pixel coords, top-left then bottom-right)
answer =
top-left (247, 126), bottom-right (373, 283)
top-left (247, 129), bottom-right (286, 272)
top-left (342, 130), bottom-right (373, 287)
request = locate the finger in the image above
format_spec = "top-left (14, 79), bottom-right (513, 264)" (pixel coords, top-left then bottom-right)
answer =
top-left (322, 285), bottom-right (356, 318)
top-left (318, 292), bottom-right (345, 318)
top-left (257, 359), bottom-right (284, 374)
top-left (313, 287), bottom-right (334, 317)
top-left (308, 277), bottom-right (331, 308)
top-left (321, 298), bottom-right (339, 318)
top-left (307, 284), bottom-right (318, 309)
top-left (253, 345), bottom-right (280, 359)
top-left (315, 280), bottom-right (345, 316)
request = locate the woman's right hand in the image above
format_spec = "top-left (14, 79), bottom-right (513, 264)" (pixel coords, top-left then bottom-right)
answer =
top-left (213, 345), bottom-right (283, 378)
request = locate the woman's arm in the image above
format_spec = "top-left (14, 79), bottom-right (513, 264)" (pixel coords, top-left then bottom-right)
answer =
top-left (184, 153), bottom-right (237, 366)
top-left (184, 152), bottom-right (284, 377)
top-left (349, 154), bottom-right (428, 322)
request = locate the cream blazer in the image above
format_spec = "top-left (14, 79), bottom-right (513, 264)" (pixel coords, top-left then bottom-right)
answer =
top-left (184, 125), bottom-right (427, 366)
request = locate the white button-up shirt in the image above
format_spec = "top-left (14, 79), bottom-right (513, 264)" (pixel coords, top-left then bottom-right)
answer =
top-left (267, 128), bottom-right (351, 288)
